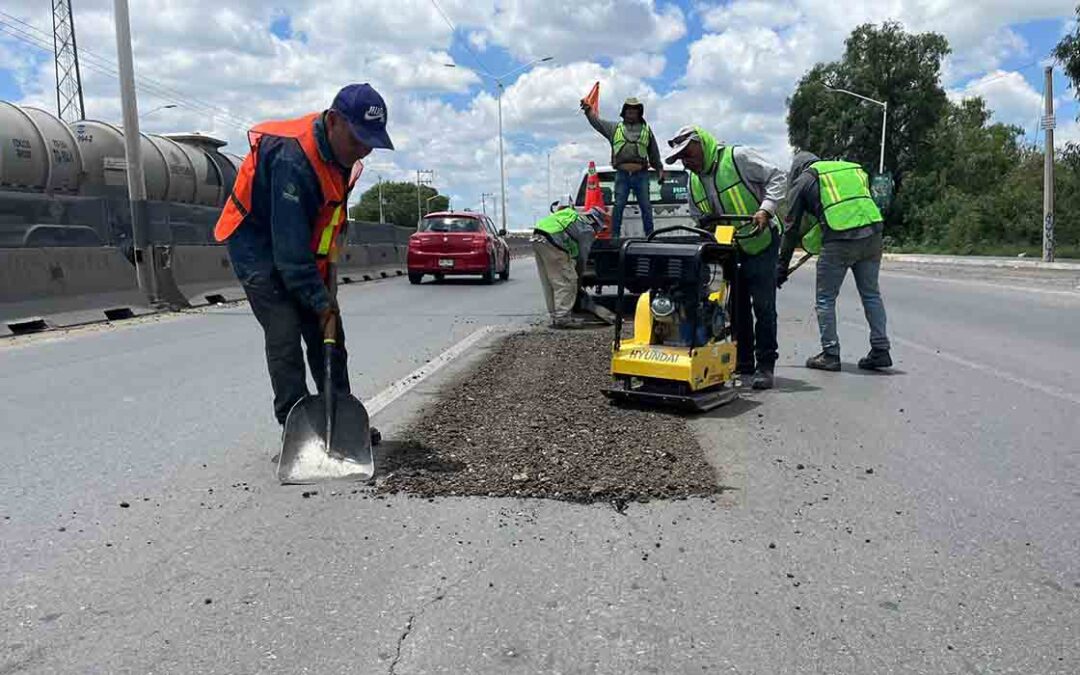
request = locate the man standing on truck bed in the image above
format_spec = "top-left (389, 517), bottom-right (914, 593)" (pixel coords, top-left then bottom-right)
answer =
top-left (580, 97), bottom-right (664, 238)
top-left (665, 125), bottom-right (787, 390)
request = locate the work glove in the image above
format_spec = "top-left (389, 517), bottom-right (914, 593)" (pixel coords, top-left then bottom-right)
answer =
top-left (776, 268), bottom-right (789, 289)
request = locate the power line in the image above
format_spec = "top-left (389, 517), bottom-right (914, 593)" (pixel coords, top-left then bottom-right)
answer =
top-left (428, 0), bottom-right (492, 77)
top-left (0, 10), bottom-right (255, 130)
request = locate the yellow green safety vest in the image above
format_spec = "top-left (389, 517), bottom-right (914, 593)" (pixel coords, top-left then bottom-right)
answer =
top-left (688, 146), bottom-right (774, 256)
top-left (535, 207), bottom-right (583, 258)
top-left (612, 122), bottom-right (650, 161)
top-left (815, 161), bottom-right (882, 231)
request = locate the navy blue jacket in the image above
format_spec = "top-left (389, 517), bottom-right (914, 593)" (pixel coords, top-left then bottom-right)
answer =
top-left (226, 114), bottom-right (348, 313)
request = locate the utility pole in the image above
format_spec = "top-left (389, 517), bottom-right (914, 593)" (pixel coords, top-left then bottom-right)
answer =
top-left (1043, 66), bottom-right (1056, 263)
top-left (377, 175), bottom-right (385, 223)
top-left (112, 0), bottom-right (157, 303)
top-left (415, 169), bottom-right (434, 227)
top-left (52, 0), bottom-right (86, 122)
top-left (480, 192), bottom-right (494, 216)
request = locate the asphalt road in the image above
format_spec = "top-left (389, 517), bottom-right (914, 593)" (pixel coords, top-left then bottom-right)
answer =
top-left (1, 258), bottom-right (1077, 674)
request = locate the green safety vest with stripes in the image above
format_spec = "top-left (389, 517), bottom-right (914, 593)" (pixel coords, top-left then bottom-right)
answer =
top-left (612, 122), bottom-right (651, 162)
top-left (799, 161), bottom-right (883, 255)
top-left (688, 145), bottom-right (775, 256)
top-left (535, 207), bottom-right (584, 258)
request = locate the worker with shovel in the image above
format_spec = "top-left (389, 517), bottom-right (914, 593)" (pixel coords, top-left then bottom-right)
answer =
top-left (532, 206), bottom-right (610, 328)
top-left (214, 83), bottom-right (393, 439)
top-left (777, 151), bottom-right (891, 372)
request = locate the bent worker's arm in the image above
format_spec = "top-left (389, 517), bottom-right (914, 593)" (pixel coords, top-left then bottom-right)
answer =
top-left (777, 174), bottom-right (817, 273)
top-left (267, 144), bottom-right (331, 313)
top-left (734, 147), bottom-right (787, 217)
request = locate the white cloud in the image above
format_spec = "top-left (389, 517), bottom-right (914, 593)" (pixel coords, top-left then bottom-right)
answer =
top-left (951, 70), bottom-right (1044, 129)
top-left (1, 0), bottom-right (1075, 227)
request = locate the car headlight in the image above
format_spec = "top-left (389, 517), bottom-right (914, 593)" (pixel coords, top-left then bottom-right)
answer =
top-left (650, 293), bottom-right (675, 319)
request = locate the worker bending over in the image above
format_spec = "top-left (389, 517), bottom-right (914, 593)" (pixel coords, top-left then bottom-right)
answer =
top-left (215, 83), bottom-right (394, 428)
top-left (532, 206), bottom-right (607, 328)
top-left (665, 126), bottom-right (787, 390)
top-left (778, 152), bottom-right (891, 371)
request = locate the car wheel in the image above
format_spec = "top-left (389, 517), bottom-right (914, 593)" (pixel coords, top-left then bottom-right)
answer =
top-left (499, 254), bottom-right (510, 281)
top-left (434, 273), bottom-right (445, 282)
top-left (482, 256), bottom-right (495, 284)
top-left (408, 272), bottom-right (423, 285)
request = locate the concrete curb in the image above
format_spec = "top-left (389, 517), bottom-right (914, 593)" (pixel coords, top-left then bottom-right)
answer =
top-left (884, 253), bottom-right (1080, 272)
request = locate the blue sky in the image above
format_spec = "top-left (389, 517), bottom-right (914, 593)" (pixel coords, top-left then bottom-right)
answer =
top-left (0, 0), bottom-right (1075, 224)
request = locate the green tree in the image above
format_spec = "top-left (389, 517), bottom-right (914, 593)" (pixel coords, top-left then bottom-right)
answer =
top-left (349, 181), bottom-right (449, 228)
top-left (1053, 5), bottom-right (1080, 103)
top-left (787, 22), bottom-right (950, 179)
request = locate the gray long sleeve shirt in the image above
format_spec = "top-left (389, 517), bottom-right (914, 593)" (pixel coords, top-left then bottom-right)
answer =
top-left (689, 145), bottom-right (787, 224)
top-left (585, 113), bottom-right (663, 171)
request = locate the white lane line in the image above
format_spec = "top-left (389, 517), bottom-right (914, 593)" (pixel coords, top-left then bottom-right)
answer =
top-left (880, 270), bottom-right (1080, 299)
top-left (365, 325), bottom-right (500, 418)
top-left (840, 320), bottom-right (1080, 406)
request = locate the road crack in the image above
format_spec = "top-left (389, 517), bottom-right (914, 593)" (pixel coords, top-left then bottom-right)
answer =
top-left (387, 613), bottom-right (415, 675)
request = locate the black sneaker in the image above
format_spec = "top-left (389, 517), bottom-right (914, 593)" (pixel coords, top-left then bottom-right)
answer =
top-left (751, 369), bottom-right (774, 390)
top-left (858, 348), bottom-right (892, 370)
top-left (806, 352), bottom-right (841, 371)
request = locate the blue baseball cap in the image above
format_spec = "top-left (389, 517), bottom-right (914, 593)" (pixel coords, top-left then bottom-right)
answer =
top-left (331, 83), bottom-right (394, 150)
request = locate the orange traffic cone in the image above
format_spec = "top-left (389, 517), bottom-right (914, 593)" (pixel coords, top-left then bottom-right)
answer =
top-left (582, 161), bottom-right (612, 239)
top-left (581, 81), bottom-right (600, 116)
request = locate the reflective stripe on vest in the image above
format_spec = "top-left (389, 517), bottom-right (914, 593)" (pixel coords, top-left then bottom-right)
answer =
top-left (535, 208), bottom-right (582, 258)
top-left (213, 112), bottom-right (358, 282)
top-left (812, 161), bottom-right (882, 232)
top-left (612, 122), bottom-right (650, 161)
top-left (688, 146), bottom-right (774, 255)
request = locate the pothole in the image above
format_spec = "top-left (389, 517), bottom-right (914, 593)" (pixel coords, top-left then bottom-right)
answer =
top-left (376, 329), bottom-right (723, 504)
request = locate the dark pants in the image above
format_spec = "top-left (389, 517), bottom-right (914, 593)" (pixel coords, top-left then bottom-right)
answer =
top-left (735, 231), bottom-right (779, 373)
top-left (242, 274), bottom-right (350, 425)
top-left (815, 232), bottom-right (890, 356)
top-left (612, 169), bottom-right (654, 238)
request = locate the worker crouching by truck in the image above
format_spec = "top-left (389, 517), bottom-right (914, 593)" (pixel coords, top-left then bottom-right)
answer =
top-left (532, 206), bottom-right (611, 329)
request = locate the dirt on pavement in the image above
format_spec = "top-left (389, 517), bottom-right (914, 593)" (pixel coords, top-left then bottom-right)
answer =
top-left (377, 328), bottom-right (723, 505)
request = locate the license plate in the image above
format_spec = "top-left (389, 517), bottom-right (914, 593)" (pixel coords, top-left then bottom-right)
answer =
top-left (438, 258), bottom-right (454, 268)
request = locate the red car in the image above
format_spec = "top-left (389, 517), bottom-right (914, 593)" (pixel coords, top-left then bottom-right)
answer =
top-left (407, 212), bottom-right (511, 285)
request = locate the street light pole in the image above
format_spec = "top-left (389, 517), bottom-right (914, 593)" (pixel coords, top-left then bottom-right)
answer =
top-left (143, 103), bottom-right (177, 118)
top-left (445, 56), bottom-right (554, 234)
top-left (112, 0), bottom-right (157, 304)
top-left (377, 175), bottom-right (385, 224)
top-left (825, 85), bottom-right (887, 174)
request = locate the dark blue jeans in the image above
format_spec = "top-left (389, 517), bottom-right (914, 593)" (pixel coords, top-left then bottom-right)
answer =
top-left (241, 272), bottom-right (350, 425)
top-left (612, 169), bottom-right (654, 238)
top-left (735, 231), bottom-right (779, 372)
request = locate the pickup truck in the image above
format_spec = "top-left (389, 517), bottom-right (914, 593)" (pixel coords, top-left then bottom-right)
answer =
top-left (572, 166), bottom-right (696, 292)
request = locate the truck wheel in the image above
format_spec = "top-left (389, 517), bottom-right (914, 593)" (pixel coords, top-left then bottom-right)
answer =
top-left (499, 255), bottom-right (510, 281)
top-left (408, 272), bottom-right (423, 285)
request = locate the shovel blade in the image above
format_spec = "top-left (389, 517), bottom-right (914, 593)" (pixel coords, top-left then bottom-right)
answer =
top-left (277, 393), bottom-right (374, 484)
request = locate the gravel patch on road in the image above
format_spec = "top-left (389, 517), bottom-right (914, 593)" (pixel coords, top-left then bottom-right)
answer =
top-left (378, 329), bottom-right (721, 505)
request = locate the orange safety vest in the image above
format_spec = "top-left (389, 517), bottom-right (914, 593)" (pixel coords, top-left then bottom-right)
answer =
top-left (214, 112), bottom-right (361, 282)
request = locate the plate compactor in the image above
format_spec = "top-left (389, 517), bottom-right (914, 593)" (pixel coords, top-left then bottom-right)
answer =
top-left (603, 217), bottom-right (750, 412)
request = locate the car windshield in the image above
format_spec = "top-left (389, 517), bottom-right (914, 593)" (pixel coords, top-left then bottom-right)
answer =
top-left (419, 217), bottom-right (482, 233)
top-left (575, 170), bottom-right (689, 207)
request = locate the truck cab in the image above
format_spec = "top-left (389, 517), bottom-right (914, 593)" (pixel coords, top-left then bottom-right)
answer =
top-left (573, 166), bottom-right (695, 290)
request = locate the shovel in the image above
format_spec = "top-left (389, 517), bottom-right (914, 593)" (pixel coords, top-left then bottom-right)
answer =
top-left (276, 313), bottom-right (374, 484)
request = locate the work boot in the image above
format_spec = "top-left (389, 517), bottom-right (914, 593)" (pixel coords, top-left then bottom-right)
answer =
top-left (858, 348), bottom-right (893, 371)
top-left (751, 367), bottom-right (774, 390)
top-left (736, 363), bottom-right (755, 377)
top-left (806, 352), bottom-right (841, 372)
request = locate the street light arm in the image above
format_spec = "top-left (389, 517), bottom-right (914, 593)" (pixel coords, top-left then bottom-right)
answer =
top-left (825, 85), bottom-right (885, 108)
top-left (496, 56), bottom-right (555, 81)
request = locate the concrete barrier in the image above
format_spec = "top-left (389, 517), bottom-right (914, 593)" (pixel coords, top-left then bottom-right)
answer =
top-left (0, 247), bottom-right (138, 302)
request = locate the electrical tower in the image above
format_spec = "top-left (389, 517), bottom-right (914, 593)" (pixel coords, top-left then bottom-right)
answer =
top-left (52, 0), bottom-right (86, 122)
